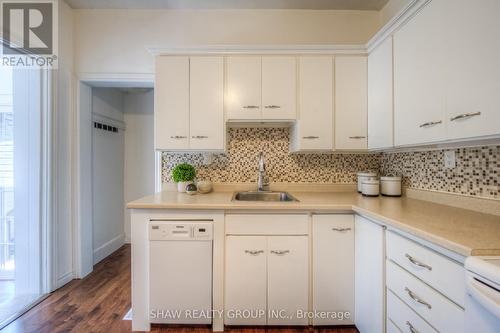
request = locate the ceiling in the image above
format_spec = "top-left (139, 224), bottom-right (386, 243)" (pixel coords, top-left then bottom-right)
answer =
top-left (65, 0), bottom-right (390, 11)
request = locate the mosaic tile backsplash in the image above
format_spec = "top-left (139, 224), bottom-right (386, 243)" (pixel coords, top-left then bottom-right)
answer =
top-left (162, 128), bottom-right (380, 184)
top-left (381, 146), bottom-right (499, 199)
top-left (162, 128), bottom-right (500, 200)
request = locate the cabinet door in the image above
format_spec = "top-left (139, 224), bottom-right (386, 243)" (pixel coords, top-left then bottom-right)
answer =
top-left (293, 57), bottom-right (333, 151)
top-left (368, 37), bottom-right (393, 150)
top-left (262, 57), bottom-right (297, 120)
top-left (154, 56), bottom-right (189, 150)
top-left (393, 0), bottom-right (447, 146)
top-left (225, 236), bottom-right (267, 325)
top-left (189, 56), bottom-right (224, 150)
top-left (445, 0), bottom-right (500, 140)
top-left (267, 236), bottom-right (308, 325)
top-left (335, 56), bottom-right (368, 150)
top-left (313, 215), bottom-right (354, 325)
top-left (355, 215), bottom-right (385, 333)
top-left (226, 56), bottom-right (262, 120)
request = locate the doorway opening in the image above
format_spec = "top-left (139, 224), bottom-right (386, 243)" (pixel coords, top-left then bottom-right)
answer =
top-left (75, 79), bottom-right (156, 276)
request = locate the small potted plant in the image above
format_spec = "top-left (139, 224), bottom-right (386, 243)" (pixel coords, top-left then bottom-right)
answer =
top-left (172, 163), bottom-right (196, 193)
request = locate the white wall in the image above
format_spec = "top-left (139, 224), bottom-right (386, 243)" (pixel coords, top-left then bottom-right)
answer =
top-left (74, 9), bottom-right (380, 74)
top-left (123, 90), bottom-right (155, 242)
top-left (55, 0), bottom-right (75, 289)
top-left (91, 88), bottom-right (125, 264)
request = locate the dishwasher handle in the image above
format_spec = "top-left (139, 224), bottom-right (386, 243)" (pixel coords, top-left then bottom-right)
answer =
top-left (466, 275), bottom-right (500, 319)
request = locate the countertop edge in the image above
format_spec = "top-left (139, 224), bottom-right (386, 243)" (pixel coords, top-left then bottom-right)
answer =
top-left (127, 205), bottom-right (500, 258)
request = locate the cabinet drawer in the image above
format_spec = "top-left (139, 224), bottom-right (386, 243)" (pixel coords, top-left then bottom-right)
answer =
top-left (387, 319), bottom-right (402, 333)
top-left (225, 214), bottom-right (308, 235)
top-left (386, 260), bottom-right (464, 333)
top-left (386, 231), bottom-right (465, 306)
top-left (387, 289), bottom-right (438, 333)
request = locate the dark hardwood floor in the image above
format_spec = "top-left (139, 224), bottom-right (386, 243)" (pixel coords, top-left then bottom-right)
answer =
top-left (1, 245), bottom-right (358, 333)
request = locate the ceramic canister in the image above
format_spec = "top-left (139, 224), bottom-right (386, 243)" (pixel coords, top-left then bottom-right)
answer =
top-left (380, 176), bottom-right (402, 197)
top-left (357, 171), bottom-right (378, 193)
top-left (362, 178), bottom-right (380, 197)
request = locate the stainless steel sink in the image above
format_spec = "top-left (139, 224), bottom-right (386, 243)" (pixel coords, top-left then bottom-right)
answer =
top-left (232, 191), bottom-right (299, 202)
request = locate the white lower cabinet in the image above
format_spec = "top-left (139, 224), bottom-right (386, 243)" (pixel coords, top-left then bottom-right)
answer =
top-left (386, 259), bottom-right (464, 333)
top-left (312, 214), bottom-right (354, 325)
top-left (354, 215), bottom-right (386, 333)
top-left (225, 235), bottom-right (308, 326)
top-left (387, 289), bottom-right (438, 333)
top-left (267, 236), bottom-right (309, 325)
top-left (225, 236), bottom-right (267, 325)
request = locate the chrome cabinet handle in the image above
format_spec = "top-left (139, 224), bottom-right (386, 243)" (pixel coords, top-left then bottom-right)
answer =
top-left (332, 227), bottom-right (352, 232)
top-left (303, 136), bottom-right (319, 139)
top-left (405, 287), bottom-right (432, 309)
top-left (270, 250), bottom-right (290, 255)
top-left (406, 321), bottom-right (420, 333)
top-left (243, 105), bottom-right (259, 109)
top-left (405, 254), bottom-right (432, 271)
top-left (419, 120), bottom-right (442, 128)
top-left (450, 111), bottom-right (481, 121)
top-left (265, 105), bottom-right (281, 109)
top-left (245, 250), bottom-right (264, 256)
top-left (349, 136), bottom-right (366, 139)
top-left (191, 135), bottom-right (208, 139)
top-left (170, 135), bottom-right (187, 139)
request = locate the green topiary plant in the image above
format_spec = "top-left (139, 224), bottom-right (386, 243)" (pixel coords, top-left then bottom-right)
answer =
top-left (172, 163), bottom-right (196, 183)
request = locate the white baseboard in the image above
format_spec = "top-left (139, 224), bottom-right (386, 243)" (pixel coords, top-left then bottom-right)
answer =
top-left (56, 271), bottom-right (74, 289)
top-left (93, 233), bottom-right (125, 265)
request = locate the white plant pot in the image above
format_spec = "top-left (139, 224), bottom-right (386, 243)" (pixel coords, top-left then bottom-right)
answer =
top-left (177, 181), bottom-right (193, 193)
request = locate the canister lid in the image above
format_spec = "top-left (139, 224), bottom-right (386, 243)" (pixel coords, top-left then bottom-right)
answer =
top-left (357, 171), bottom-right (377, 177)
top-left (362, 178), bottom-right (380, 185)
top-left (381, 175), bottom-right (402, 181)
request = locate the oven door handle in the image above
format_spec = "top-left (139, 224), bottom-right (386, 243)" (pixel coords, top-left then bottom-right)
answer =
top-left (466, 275), bottom-right (500, 319)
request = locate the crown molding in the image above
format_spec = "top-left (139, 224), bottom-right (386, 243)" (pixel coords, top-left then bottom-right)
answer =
top-left (146, 44), bottom-right (367, 56)
top-left (366, 0), bottom-right (431, 53)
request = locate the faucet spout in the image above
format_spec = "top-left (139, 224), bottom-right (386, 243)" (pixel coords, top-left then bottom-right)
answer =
top-left (257, 152), bottom-right (270, 191)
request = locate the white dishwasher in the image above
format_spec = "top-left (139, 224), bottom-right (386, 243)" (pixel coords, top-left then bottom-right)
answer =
top-left (149, 220), bottom-right (213, 324)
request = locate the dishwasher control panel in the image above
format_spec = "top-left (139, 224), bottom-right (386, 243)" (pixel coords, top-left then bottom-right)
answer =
top-left (149, 221), bottom-right (213, 240)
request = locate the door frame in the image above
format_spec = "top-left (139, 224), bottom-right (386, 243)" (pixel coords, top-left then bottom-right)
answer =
top-left (71, 73), bottom-right (154, 278)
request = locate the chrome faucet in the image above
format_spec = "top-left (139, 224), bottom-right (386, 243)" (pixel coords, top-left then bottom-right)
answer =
top-left (257, 152), bottom-right (270, 191)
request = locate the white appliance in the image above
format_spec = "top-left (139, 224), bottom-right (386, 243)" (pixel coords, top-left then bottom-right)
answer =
top-left (465, 256), bottom-right (500, 333)
top-left (149, 220), bottom-right (213, 324)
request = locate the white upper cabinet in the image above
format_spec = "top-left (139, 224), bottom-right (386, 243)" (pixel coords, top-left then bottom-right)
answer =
top-left (189, 57), bottom-right (224, 150)
top-left (393, 0), bottom-right (500, 146)
top-left (445, 0), bottom-right (500, 140)
top-left (368, 37), bottom-right (393, 150)
top-left (393, 0), bottom-right (447, 146)
top-left (155, 56), bottom-right (224, 151)
top-left (225, 56), bottom-right (262, 120)
top-left (155, 56), bottom-right (190, 150)
top-left (291, 56), bottom-right (333, 152)
top-left (226, 56), bottom-right (296, 121)
top-left (335, 56), bottom-right (368, 150)
top-left (261, 57), bottom-right (297, 120)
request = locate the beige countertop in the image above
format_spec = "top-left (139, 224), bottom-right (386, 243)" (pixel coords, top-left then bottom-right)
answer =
top-left (127, 190), bottom-right (500, 257)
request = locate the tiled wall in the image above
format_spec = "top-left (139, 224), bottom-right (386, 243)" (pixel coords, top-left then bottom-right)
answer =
top-left (381, 146), bottom-right (499, 199)
top-left (162, 128), bottom-right (500, 200)
top-left (162, 128), bottom-right (380, 184)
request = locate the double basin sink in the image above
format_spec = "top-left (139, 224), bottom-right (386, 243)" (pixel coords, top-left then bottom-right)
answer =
top-left (232, 191), bottom-right (298, 202)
